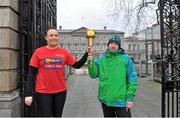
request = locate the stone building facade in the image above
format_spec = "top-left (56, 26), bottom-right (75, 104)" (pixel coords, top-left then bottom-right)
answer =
top-left (0, 0), bottom-right (21, 116)
top-left (123, 24), bottom-right (161, 76)
top-left (58, 27), bottom-right (125, 59)
top-left (123, 24), bottom-right (161, 62)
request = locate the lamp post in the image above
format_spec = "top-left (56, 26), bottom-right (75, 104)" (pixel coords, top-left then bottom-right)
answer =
top-left (145, 28), bottom-right (148, 76)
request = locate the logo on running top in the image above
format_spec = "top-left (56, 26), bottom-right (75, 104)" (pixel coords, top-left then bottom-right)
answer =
top-left (44, 58), bottom-right (62, 64)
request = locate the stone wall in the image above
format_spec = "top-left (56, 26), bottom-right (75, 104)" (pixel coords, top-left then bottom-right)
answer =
top-left (0, 0), bottom-right (21, 116)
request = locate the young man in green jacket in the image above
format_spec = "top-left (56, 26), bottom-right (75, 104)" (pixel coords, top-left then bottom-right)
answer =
top-left (88, 34), bottom-right (138, 117)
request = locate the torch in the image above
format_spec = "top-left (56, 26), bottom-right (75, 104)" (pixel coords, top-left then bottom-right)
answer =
top-left (86, 28), bottom-right (95, 67)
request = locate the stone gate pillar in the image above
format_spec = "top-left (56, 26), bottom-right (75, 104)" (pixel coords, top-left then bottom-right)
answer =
top-left (0, 0), bottom-right (21, 116)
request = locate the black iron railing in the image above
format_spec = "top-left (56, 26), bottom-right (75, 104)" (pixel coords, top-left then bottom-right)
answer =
top-left (19, 0), bottom-right (56, 116)
top-left (159, 0), bottom-right (180, 117)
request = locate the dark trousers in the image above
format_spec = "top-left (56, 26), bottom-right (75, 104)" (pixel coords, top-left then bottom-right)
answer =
top-left (36, 91), bottom-right (66, 117)
top-left (102, 103), bottom-right (131, 117)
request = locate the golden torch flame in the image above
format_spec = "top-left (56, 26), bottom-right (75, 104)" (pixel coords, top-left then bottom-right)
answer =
top-left (86, 28), bottom-right (95, 47)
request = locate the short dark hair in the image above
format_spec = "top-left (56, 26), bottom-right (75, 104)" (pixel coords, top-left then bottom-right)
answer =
top-left (45, 27), bottom-right (57, 36)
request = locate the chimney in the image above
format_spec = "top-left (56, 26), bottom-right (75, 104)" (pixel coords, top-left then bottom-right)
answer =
top-left (59, 26), bottom-right (62, 30)
top-left (104, 26), bottom-right (107, 30)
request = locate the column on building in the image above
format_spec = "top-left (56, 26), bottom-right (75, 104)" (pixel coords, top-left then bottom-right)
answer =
top-left (0, 0), bottom-right (21, 116)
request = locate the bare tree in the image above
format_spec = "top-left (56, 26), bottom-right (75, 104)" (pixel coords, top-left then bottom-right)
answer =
top-left (103, 0), bottom-right (159, 35)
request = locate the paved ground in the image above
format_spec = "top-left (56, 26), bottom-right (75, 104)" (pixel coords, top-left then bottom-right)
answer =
top-left (131, 77), bottom-right (161, 117)
top-left (62, 69), bottom-right (161, 117)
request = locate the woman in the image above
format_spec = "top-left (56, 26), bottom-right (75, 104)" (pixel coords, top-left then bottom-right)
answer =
top-left (25, 27), bottom-right (88, 117)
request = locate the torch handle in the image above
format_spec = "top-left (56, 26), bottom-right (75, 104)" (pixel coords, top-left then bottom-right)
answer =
top-left (88, 38), bottom-right (94, 47)
top-left (90, 61), bottom-right (92, 67)
top-left (88, 45), bottom-right (93, 68)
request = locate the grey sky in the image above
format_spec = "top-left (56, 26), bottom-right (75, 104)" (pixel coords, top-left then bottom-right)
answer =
top-left (57, 0), bottom-right (125, 33)
top-left (57, 0), bottom-right (158, 36)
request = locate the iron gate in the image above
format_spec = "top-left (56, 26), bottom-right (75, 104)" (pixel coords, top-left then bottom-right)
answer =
top-left (19, 0), bottom-right (56, 116)
top-left (159, 0), bottom-right (180, 117)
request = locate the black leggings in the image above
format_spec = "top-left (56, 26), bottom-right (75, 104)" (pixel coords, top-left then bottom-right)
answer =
top-left (36, 91), bottom-right (66, 117)
top-left (102, 103), bottom-right (131, 117)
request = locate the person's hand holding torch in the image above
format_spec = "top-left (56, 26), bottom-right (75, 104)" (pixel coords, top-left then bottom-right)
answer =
top-left (86, 28), bottom-right (95, 67)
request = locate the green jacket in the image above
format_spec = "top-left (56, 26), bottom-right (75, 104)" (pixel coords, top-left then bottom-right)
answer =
top-left (88, 49), bottom-right (138, 107)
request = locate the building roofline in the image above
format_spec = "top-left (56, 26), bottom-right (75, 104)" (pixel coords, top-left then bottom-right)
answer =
top-left (58, 27), bottom-right (124, 34)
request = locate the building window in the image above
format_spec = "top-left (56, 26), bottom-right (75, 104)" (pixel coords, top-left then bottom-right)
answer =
top-left (128, 44), bottom-right (131, 51)
top-left (84, 45), bottom-right (86, 51)
top-left (137, 44), bottom-right (140, 51)
top-left (133, 44), bottom-right (136, 50)
top-left (138, 55), bottom-right (141, 60)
